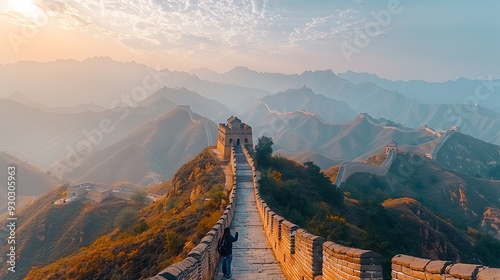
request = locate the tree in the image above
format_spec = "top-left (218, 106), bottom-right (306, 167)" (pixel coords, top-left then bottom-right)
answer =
top-left (131, 190), bottom-right (148, 204)
top-left (304, 161), bottom-right (320, 174)
top-left (255, 136), bottom-right (273, 167)
top-left (114, 208), bottom-right (136, 229)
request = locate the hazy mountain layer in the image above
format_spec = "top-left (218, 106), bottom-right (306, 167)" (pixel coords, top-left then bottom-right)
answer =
top-left (161, 71), bottom-right (270, 112)
top-left (0, 58), bottom-right (166, 107)
top-left (244, 104), bottom-right (439, 162)
top-left (190, 66), bottom-right (302, 93)
top-left (193, 66), bottom-right (500, 146)
top-left (62, 107), bottom-right (217, 186)
top-left (4, 59), bottom-right (500, 146)
top-left (0, 58), bottom-right (248, 115)
top-left (338, 70), bottom-right (500, 111)
top-left (0, 152), bottom-right (60, 213)
top-left (260, 87), bottom-right (358, 123)
top-left (0, 87), bottom-right (231, 170)
top-left (0, 99), bottom-right (173, 169)
top-left (7, 92), bottom-right (106, 113)
top-left (138, 87), bottom-right (234, 123)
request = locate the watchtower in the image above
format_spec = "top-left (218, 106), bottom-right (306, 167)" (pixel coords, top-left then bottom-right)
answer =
top-left (217, 116), bottom-right (253, 160)
top-left (385, 140), bottom-right (397, 156)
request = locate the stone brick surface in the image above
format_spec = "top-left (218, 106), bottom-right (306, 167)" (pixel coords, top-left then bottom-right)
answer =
top-left (409, 257), bottom-right (431, 272)
top-left (214, 147), bottom-right (285, 280)
top-left (393, 254), bottom-right (416, 267)
top-left (425, 260), bottom-right (453, 274)
top-left (390, 255), bottom-right (500, 280)
top-left (477, 268), bottom-right (500, 280)
top-left (447, 263), bottom-right (483, 279)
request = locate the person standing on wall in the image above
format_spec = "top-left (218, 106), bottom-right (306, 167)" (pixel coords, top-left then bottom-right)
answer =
top-left (218, 227), bottom-right (238, 279)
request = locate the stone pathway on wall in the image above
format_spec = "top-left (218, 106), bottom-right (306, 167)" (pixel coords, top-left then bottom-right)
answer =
top-left (215, 147), bottom-right (285, 280)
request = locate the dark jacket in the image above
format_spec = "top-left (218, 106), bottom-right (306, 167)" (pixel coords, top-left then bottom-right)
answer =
top-left (218, 232), bottom-right (238, 256)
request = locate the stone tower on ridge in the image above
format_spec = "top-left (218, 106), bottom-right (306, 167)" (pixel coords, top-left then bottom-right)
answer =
top-left (385, 140), bottom-right (397, 156)
top-left (217, 116), bottom-right (253, 160)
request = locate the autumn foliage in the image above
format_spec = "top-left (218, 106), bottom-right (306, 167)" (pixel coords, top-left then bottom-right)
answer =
top-left (26, 148), bottom-right (226, 280)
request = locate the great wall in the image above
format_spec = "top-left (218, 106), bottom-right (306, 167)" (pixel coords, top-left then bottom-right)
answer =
top-left (145, 117), bottom-right (499, 279)
top-left (334, 126), bottom-right (459, 187)
top-left (334, 147), bottom-right (395, 187)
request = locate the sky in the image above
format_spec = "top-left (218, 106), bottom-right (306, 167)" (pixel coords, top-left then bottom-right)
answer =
top-left (0, 0), bottom-right (499, 81)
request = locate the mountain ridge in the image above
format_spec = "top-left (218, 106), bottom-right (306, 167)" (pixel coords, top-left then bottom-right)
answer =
top-left (244, 102), bottom-right (440, 162)
top-left (338, 70), bottom-right (500, 111)
top-left (260, 87), bottom-right (358, 123)
top-left (61, 107), bottom-right (217, 186)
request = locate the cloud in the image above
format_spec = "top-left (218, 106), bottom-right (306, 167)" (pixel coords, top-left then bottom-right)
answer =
top-left (0, 0), bottom-right (369, 57)
top-left (288, 8), bottom-right (365, 46)
top-left (22, 0), bottom-right (283, 54)
top-left (0, 1), bottom-right (48, 28)
top-left (0, 11), bottom-right (40, 27)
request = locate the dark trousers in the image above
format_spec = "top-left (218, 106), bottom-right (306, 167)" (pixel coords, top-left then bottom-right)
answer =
top-left (221, 254), bottom-right (233, 278)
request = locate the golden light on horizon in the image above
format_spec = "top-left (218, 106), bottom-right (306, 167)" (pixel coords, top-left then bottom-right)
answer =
top-left (8, 0), bottom-right (41, 19)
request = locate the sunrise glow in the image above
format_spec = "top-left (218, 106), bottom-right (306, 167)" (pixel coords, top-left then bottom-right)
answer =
top-left (8, 0), bottom-right (41, 19)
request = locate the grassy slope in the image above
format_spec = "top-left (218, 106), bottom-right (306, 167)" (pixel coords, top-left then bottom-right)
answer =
top-left (24, 148), bottom-right (226, 280)
top-left (436, 132), bottom-right (500, 178)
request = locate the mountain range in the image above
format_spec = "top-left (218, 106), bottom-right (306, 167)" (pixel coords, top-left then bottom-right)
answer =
top-left (243, 100), bottom-right (440, 165)
top-left (0, 86), bottom-right (228, 172)
top-left (6, 92), bottom-right (106, 113)
top-left (3, 58), bottom-right (500, 146)
top-left (259, 87), bottom-right (358, 123)
top-left (4, 58), bottom-right (500, 188)
top-left (191, 65), bottom-right (500, 146)
top-left (61, 106), bottom-right (217, 186)
top-left (0, 58), bottom-right (161, 107)
top-left (338, 71), bottom-right (500, 113)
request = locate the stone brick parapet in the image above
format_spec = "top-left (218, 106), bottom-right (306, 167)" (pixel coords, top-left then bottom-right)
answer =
top-left (392, 254), bottom-right (500, 280)
top-left (149, 147), bottom-right (238, 280)
top-left (322, 242), bottom-right (382, 280)
top-left (242, 146), bottom-right (383, 280)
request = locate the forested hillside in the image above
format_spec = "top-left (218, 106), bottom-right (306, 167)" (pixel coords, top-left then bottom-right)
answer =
top-left (259, 156), bottom-right (500, 279)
